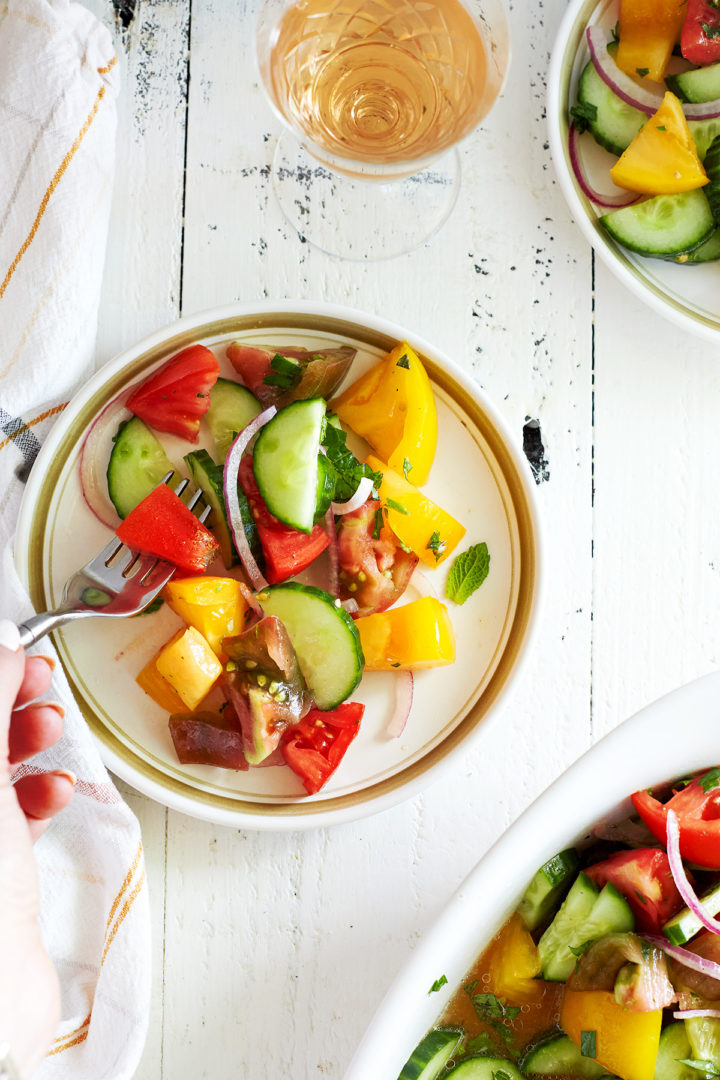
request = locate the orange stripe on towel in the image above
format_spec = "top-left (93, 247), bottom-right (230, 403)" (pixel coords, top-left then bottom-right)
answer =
top-left (105, 840), bottom-right (144, 933)
top-left (102, 868), bottom-right (146, 964)
top-left (49, 1012), bottom-right (92, 1055)
top-left (0, 85), bottom-right (107, 300)
top-left (0, 403), bottom-right (68, 453)
top-left (97, 55), bottom-right (117, 74)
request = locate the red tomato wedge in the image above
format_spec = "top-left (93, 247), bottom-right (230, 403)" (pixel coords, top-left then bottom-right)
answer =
top-left (681, 0), bottom-right (720, 65)
top-left (127, 344), bottom-right (220, 442)
top-left (116, 483), bottom-right (220, 574)
top-left (632, 772), bottom-right (720, 869)
top-left (585, 849), bottom-right (683, 933)
top-left (281, 702), bottom-right (364, 794)
top-left (237, 456), bottom-right (329, 583)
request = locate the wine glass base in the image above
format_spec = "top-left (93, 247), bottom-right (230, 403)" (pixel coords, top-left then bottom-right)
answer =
top-left (271, 133), bottom-right (461, 261)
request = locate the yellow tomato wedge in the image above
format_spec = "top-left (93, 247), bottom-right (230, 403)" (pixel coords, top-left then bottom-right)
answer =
top-left (616, 0), bottom-right (685, 83)
top-left (137, 636), bottom-right (190, 714)
top-left (485, 913), bottom-right (543, 1004)
top-left (561, 989), bottom-right (661, 1080)
top-left (610, 92), bottom-right (708, 195)
top-left (154, 626), bottom-right (222, 710)
top-left (164, 576), bottom-right (251, 658)
top-left (366, 455), bottom-right (465, 569)
top-left (332, 341), bottom-right (437, 486)
top-left (356, 596), bottom-right (456, 670)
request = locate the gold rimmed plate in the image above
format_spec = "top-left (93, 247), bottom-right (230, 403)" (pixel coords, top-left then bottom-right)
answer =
top-left (15, 302), bottom-right (542, 829)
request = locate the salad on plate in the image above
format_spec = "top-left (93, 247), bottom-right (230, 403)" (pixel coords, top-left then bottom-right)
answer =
top-left (397, 765), bottom-right (720, 1080)
top-left (78, 335), bottom-right (491, 796)
top-left (568, 0), bottom-right (720, 263)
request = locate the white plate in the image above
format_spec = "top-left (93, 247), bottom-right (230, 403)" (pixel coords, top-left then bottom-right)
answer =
top-left (15, 301), bottom-right (542, 830)
top-left (345, 669), bottom-right (720, 1079)
top-left (548, 0), bottom-right (720, 342)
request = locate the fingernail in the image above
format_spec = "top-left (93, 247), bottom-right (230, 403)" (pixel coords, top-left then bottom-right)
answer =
top-left (36, 655), bottom-right (56, 672)
top-left (46, 703), bottom-right (65, 719)
top-left (54, 770), bottom-right (76, 786)
top-left (0, 621), bottom-right (21, 653)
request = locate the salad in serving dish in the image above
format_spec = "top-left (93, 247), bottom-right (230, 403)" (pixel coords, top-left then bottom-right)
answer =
top-left (78, 335), bottom-right (491, 796)
top-left (397, 765), bottom-right (720, 1080)
top-left (567, 0), bottom-right (720, 263)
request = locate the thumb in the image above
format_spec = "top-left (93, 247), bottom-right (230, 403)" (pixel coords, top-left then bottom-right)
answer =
top-left (0, 622), bottom-right (24, 768)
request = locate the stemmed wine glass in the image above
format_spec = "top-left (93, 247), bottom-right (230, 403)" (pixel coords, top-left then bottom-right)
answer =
top-left (256, 0), bottom-right (510, 261)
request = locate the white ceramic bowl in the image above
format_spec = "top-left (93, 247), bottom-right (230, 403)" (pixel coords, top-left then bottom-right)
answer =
top-left (344, 670), bottom-right (720, 1078)
top-left (15, 301), bottom-right (542, 830)
top-left (548, 0), bottom-right (720, 343)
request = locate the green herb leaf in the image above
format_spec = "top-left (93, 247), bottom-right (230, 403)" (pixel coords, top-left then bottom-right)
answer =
top-left (656, 124), bottom-right (667, 131)
top-left (493, 1069), bottom-right (512, 1080)
top-left (611, 19), bottom-right (620, 42)
top-left (132, 597), bottom-right (164, 617)
top-left (427, 530), bottom-right (446, 563)
top-left (385, 497), bottom-right (409, 515)
top-left (678, 1062), bottom-right (720, 1077)
top-left (372, 505), bottom-right (384, 540)
top-left (403, 457), bottom-right (413, 480)
top-left (465, 1032), bottom-right (495, 1055)
top-left (699, 766), bottom-right (720, 793)
top-left (321, 422), bottom-right (382, 504)
top-left (701, 20), bottom-right (720, 37)
top-left (446, 542), bottom-right (491, 604)
top-left (580, 1031), bottom-right (597, 1058)
top-left (428, 974), bottom-right (448, 993)
top-left (262, 353), bottom-right (303, 390)
top-left (396, 353), bottom-right (411, 369)
top-left (636, 66), bottom-right (650, 76)
top-left (466, 991), bottom-right (505, 1020)
top-left (635, 890), bottom-right (648, 905)
top-left (570, 101), bottom-right (598, 134)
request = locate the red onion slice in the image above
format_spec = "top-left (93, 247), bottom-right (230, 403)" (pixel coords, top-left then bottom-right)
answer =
top-left (674, 1009), bottom-right (720, 1019)
top-left (340, 598), bottom-right (359, 614)
top-left (331, 476), bottom-right (373, 515)
top-left (223, 407), bottom-right (276, 591)
top-left (569, 123), bottom-right (640, 209)
top-left (79, 390), bottom-right (130, 528)
top-left (238, 582), bottom-right (263, 621)
top-left (667, 808), bottom-right (720, 935)
top-left (387, 670), bottom-right (413, 738)
top-left (645, 935), bottom-right (720, 980)
top-left (586, 26), bottom-right (720, 120)
top-left (324, 507), bottom-right (339, 597)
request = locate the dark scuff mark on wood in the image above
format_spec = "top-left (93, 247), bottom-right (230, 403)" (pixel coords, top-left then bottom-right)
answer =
top-left (523, 418), bottom-right (550, 484)
top-left (112, 0), bottom-right (137, 30)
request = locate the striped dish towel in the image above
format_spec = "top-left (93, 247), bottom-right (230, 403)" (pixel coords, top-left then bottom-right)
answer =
top-left (0, 3), bottom-right (152, 1078)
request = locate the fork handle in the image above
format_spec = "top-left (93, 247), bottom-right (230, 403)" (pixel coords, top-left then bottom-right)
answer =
top-left (17, 611), bottom-right (83, 648)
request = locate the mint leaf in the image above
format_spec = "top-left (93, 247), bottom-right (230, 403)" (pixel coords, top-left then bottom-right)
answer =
top-left (403, 456), bottom-right (413, 480)
top-left (678, 1063), bottom-right (720, 1077)
top-left (580, 1031), bottom-right (596, 1058)
top-left (428, 974), bottom-right (448, 993)
top-left (321, 422), bottom-right (381, 503)
top-left (427, 530), bottom-right (446, 562)
top-left (699, 766), bottom-right (720, 793)
top-left (262, 353), bottom-right (303, 390)
top-left (570, 101), bottom-right (597, 134)
top-left (446, 542), bottom-right (490, 604)
top-left (396, 353), bottom-right (411, 369)
top-left (385, 497), bottom-right (409, 515)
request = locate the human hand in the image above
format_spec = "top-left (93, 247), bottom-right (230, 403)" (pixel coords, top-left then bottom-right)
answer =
top-left (0, 623), bottom-right (75, 1078)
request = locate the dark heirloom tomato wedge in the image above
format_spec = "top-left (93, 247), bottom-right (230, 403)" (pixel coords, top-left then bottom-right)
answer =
top-left (168, 708), bottom-right (248, 770)
top-left (223, 616), bottom-right (309, 765)
top-left (584, 849), bottom-right (683, 933)
top-left (632, 769), bottom-right (720, 868)
top-left (337, 499), bottom-right (418, 617)
top-left (669, 929), bottom-right (720, 1004)
top-left (568, 933), bottom-right (675, 1012)
top-left (282, 702), bottom-right (364, 795)
top-left (226, 342), bottom-right (355, 408)
top-left (237, 456), bottom-right (329, 583)
top-left (127, 343), bottom-right (220, 442)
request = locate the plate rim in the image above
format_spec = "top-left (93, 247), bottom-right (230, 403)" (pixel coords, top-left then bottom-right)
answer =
top-left (16, 299), bottom-right (544, 830)
top-left (547, 0), bottom-right (720, 344)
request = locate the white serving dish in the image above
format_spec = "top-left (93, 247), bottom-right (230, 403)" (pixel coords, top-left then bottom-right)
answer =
top-left (548, 0), bottom-right (720, 343)
top-left (344, 670), bottom-right (720, 1078)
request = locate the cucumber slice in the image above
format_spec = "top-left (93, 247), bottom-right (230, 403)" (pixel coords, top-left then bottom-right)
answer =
top-left (663, 879), bottom-right (720, 945)
top-left (446, 1056), bottom-right (523, 1080)
top-left (184, 449), bottom-right (262, 571)
top-left (253, 398), bottom-right (327, 533)
top-left (107, 416), bottom-right (175, 519)
top-left (667, 63), bottom-right (720, 105)
top-left (518, 848), bottom-right (580, 931)
top-left (523, 1034), bottom-right (613, 1078)
top-left (677, 228), bottom-right (720, 264)
top-left (703, 136), bottom-right (720, 224)
top-left (538, 877), bottom-right (634, 982)
top-left (207, 378), bottom-right (262, 462)
top-left (576, 60), bottom-right (645, 156)
top-left (600, 190), bottom-right (715, 259)
top-left (397, 1029), bottom-right (463, 1080)
top-left (315, 453), bottom-right (335, 520)
top-left (655, 1023), bottom-right (696, 1080)
top-left (687, 1017), bottom-right (720, 1068)
top-left (255, 582), bottom-right (364, 710)
top-left (688, 118), bottom-right (720, 162)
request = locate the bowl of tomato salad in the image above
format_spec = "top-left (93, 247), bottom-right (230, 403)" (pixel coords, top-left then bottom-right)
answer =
top-left (345, 670), bottom-right (720, 1079)
top-left (15, 301), bottom-right (541, 829)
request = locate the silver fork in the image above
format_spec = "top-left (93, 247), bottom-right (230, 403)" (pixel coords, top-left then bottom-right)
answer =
top-left (17, 474), bottom-right (211, 648)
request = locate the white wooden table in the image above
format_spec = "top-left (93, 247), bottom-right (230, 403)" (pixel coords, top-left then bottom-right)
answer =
top-left (81, 0), bottom-right (720, 1076)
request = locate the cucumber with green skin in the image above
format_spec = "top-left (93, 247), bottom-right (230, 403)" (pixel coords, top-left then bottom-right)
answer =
top-left (575, 60), bottom-right (645, 157)
top-left (663, 878), bottom-right (720, 944)
top-left (654, 1023), bottom-right (697, 1080)
top-left (600, 190), bottom-right (715, 259)
top-left (107, 416), bottom-right (175, 519)
top-left (255, 582), bottom-right (363, 710)
top-left (184, 448), bottom-right (263, 571)
top-left (253, 398), bottom-right (327, 533)
top-left (687, 1016), bottom-right (720, 1069)
top-left (396, 1030), bottom-right (463, 1080)
top-left (517, 848), bottom-right (580, 931)
top-left (677, 228), bottom-right (720, 263)
top-left (445, 1056), bottom-right (523, 1080)
top-left (538, 875), bottom-right (634, 981)
top-left (667, 63), bottom-right (720, 105)
top-left (702, 135), bottom-right (720, 224)
top-left (522, 1035), bottom-right (615, 1078)
top-left (207, 378), bottom-right (262, 462)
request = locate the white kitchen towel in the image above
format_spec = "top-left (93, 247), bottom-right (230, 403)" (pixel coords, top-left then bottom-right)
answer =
top-left (0, 3), bottom-right (152, 1079)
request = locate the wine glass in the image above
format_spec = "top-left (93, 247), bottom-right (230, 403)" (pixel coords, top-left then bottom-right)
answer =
top-left (256, 0), bottom-right (510, 261)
